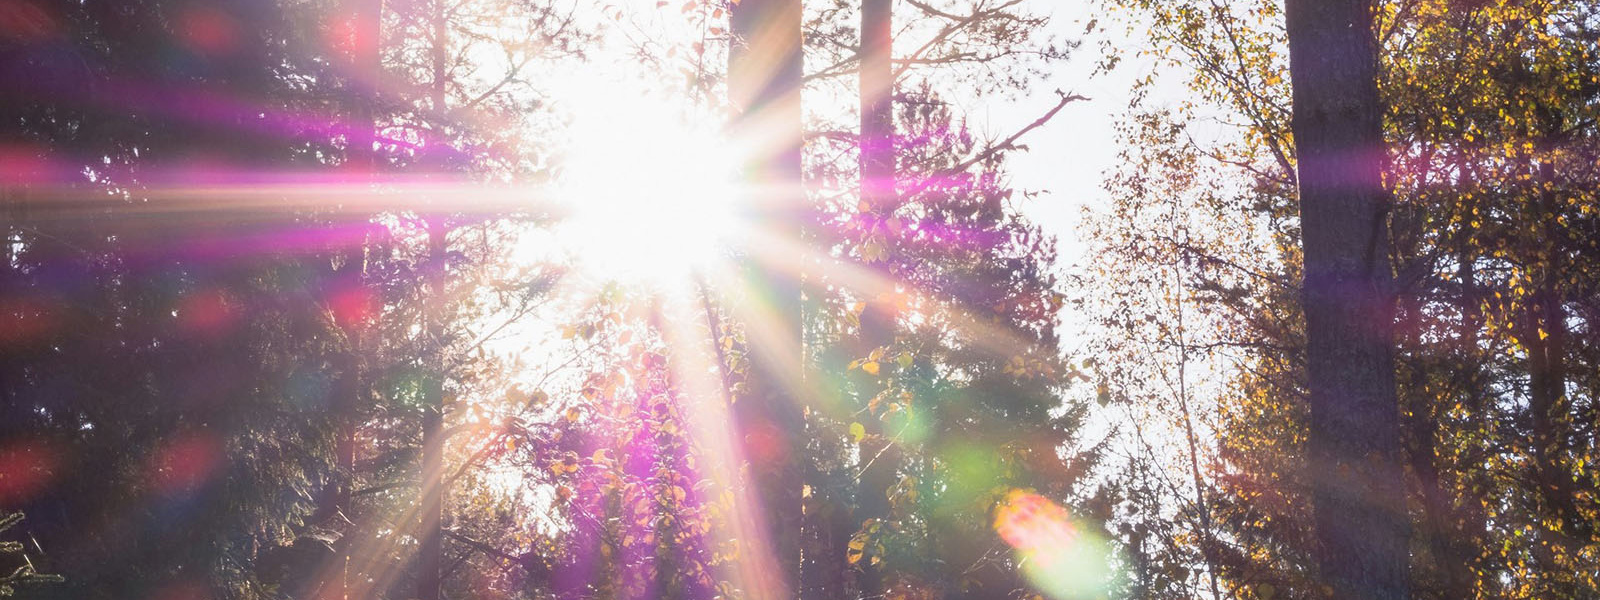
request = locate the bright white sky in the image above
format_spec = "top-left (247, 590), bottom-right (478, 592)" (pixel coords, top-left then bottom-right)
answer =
top-left (567, 0), bottom-right (1160, 282)
top-left (519, 0), bottom-right (1176, 334)
top-left (968, 1), bottom-right (1160, 346)
top-left (980, 1), bottom-right (1116, 253)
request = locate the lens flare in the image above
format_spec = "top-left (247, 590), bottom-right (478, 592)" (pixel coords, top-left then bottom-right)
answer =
top-left (993, 489), bottom-right (1114, 600)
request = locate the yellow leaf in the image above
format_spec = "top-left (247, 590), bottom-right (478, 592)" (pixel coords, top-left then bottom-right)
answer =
top-left (850, 422), bottom-right (866, 443)
top-left (861, 240), bottom-right (886, 263)
top-left (862, 361), bottom-right (880, 375)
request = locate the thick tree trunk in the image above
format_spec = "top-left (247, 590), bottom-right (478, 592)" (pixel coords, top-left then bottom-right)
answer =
top-left (727, 0), bottom-right (805, 597)
top-left (854, 0), bottom-right (897, 597)
top-left (1282, 1), bottom-right (1410, 599)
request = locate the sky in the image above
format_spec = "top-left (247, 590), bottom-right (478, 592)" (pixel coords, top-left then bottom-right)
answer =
top-left (972, 1), bottom-right (1161, 345)
top-left (982, 1), bottom-right (1123, 262)
top-left (517, 0), bottom-right (1169, 341)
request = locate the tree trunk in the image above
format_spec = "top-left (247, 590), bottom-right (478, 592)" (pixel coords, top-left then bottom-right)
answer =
top-left (416, 3), bottom-right (449, 598)
top-left (1173, 266), bottom-right (1222, 600)
top-left (313, 242), bottom-right (366, 600)
top-left (319, 2), bottom-right (381, 597)
top-left (1523, 150), bottom-right (1583, 592)
top-left (1398, 289), bottom-right (1468, 600)
top-left (417, 217), bottom-right (447, 600)
top-left (727, 0), bottom-right (805, 597)
top-left (854, 0), bottom-right (898, 597)
top-left (1282, 1), bottom-right (1410, 598)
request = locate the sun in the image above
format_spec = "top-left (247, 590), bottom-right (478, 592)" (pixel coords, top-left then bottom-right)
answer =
top-left (551, 75), bottom-right (745, 286)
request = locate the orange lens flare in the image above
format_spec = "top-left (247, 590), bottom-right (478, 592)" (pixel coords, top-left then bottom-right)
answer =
top-left (994, 489), bottom-right (1114, 600)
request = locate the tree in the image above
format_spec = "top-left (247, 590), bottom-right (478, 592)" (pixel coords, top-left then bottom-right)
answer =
top-left (1282, 1), bottom-right (1411, 598)
top-left (727, 0), bottom-right (807, 596)
top-left (794, 2), bottom-right (1096, 598)
top-left (852, 1), bottom-right (899, 599)
top-left (0, 1), bottom-right (579, 598)
top-left (1090, 0), bottom-right (1600, 598)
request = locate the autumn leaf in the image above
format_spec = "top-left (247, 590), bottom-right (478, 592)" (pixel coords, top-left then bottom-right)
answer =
top-left (846, 535), bottom-right (866, 565)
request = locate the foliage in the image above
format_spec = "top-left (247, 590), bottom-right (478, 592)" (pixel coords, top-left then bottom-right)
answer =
top-left (0, 512), bottom-right (61, 596)
top-left (1087, 0), bottom-right (1600, 598)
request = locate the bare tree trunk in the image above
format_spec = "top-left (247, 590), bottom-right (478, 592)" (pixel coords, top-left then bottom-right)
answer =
top-left (854, 0), bottom-right (897, 597)
top-left (1398, 286), bottom-right (1464, 600)
top-left (1173, 262), bottom-right (1222, 600)
top-left (727, 0), bottom-right (805, 597)
top-left (1282, 1), bottom-right (1410, 598)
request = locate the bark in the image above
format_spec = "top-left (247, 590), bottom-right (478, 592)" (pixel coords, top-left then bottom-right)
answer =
top-left (728, 0), bottom-right (805, 597)
top-left (1282, 1), bottom-right (1411, 598)
top-left (799, 463), bottom-right (854, 600)
top-left (854, 0), bottom-right (898, 598)
top-left (346, 0), bottom-right (381, 176)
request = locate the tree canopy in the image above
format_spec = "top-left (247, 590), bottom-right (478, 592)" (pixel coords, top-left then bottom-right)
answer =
top-left (2, 1), bottom-right (1597, 599)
